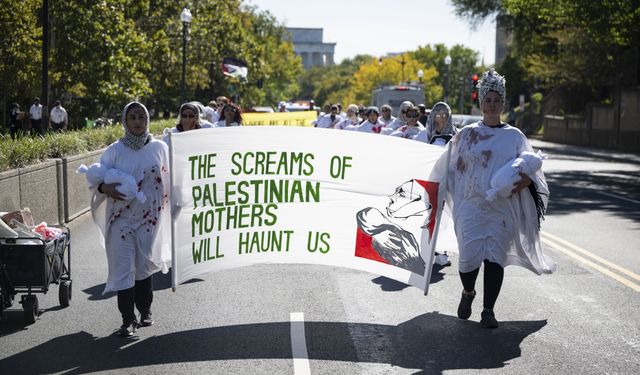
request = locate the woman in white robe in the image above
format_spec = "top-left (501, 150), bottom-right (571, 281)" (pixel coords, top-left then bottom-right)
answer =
top-left (213, 103), bottom-right (243, 127)
top-left (389, 105), bottom-right (425, 139)
top-left (163, 102), bottom-right (212, 143)
top-left (413, 101), bottom-right (457, 145)
top-left (91, 102), bottom-right (171, 337)
top-left (430, 69), bottom-right (555, 329)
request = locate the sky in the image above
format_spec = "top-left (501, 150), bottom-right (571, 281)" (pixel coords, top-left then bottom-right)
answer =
top-left (247, 0), bottom-right (496, 65)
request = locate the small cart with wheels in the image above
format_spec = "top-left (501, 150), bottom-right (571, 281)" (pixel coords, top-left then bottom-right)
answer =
top-left (0, 226), bottom-right (72, 324)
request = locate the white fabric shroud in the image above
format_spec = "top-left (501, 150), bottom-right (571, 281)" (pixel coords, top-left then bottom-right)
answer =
top-left (78, 163), bottom-right (146, 203)
top-left (485, 150), bottom-right (547, 201)
top-left (429, 122), bottom-right (556, 274)
top-left (89, 139), bottom-right (171, 293)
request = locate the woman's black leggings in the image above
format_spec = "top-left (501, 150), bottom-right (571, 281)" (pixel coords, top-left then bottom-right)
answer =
top-left (459, 260), bottom-right (504, 310)
top-left (116, 275), bottom-right (153, 324)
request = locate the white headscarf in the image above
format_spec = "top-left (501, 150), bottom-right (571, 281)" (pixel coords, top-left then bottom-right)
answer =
top-left (120, 101), bottom-right (152, 151)
top-left (425, 102), bottom-right (455, 139)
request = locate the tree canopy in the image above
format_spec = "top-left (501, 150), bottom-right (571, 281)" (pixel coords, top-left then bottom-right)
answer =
top-left (0, 0), bottom-right (303, 127)
top-left (451, 0), bottom-right (640, 97)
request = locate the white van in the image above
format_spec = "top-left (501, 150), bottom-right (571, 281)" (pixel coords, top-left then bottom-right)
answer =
top-left (372, 85), bottom-right (425, 116)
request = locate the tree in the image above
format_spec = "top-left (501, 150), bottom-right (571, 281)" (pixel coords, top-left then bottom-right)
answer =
top-left (451, 0), bottom-right (640, 98)
top-left (0, 0), bottom-right (304, 127)
top-left (413, 44), bottom-right (481, 111)
top-left (343, 54), bottom-right (440, 107)
top-left (0, 0), bottom-right (42, 126)
top-left (49, 0), bottom-right (152, 125)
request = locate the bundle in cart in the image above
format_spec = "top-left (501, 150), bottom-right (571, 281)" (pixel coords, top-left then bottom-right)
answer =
top-left (1, 212), bottom-right (72, 324)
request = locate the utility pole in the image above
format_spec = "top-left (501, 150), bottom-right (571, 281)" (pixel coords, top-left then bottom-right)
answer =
top-left (42, 0), bottom-right (50, 128)
top-left (458, 76), bottom-right (464, 114)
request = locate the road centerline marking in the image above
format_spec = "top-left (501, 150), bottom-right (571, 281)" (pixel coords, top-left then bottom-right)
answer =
top-left (596, 191), bottom-right (640, 204)
top-left (290, 312), bottom-right (311, 375)
top-left (540, 232), bottom-right (640, 292)
top-left (541, 231), bottom-right (640, 282)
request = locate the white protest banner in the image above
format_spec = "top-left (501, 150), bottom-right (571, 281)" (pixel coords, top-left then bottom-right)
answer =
top-left (169, 127), bottom-right (456, 292)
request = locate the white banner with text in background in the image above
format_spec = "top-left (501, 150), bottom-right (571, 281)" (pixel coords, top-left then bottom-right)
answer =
top-left (169, 126), bottom-right (456, 292)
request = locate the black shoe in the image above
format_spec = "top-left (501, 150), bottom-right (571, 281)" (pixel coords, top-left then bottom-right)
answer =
top-left (480, 309), bottom-right (499, 329)
top-left (117, 321), bottom-right (138, 337)
top-left (139, 312), bottom-right (154, 327)
top-left (457, 290), bottom-right (475, 320)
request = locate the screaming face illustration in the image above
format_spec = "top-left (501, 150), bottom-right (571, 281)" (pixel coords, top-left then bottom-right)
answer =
top-left (355, 179), bottom-right (439, 275)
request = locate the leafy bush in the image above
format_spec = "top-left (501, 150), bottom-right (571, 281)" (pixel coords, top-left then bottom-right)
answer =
top-left (0, 120), bottom-right (171, 172)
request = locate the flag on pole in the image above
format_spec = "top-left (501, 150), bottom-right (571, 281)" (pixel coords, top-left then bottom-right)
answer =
top-left (221, 57), bottom-right (248, 79)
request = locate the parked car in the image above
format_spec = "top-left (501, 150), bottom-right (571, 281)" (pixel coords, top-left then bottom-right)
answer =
top-left (451, 114), bottom-right (483, 129)
top-left (246, 106), bottom-right (274, 113)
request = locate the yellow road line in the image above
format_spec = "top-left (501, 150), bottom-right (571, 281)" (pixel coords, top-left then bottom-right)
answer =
top-left (541, 231), bottom-right (640, 282)
top-left (540, 232), bottom-right (640, 292)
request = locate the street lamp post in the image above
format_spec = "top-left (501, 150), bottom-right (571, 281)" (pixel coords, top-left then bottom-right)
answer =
top-left (379, 55), bottom-right (407, 84)
top-left (180, 8), bottom-right (192, 105)
top-left (444, 55), bottom-right (451, 102)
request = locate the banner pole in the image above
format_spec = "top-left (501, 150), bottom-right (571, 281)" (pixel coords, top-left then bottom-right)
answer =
top-left (423, 142), bottom-right (452, 295)
top-left (169, 132), bottom-right (177, 292)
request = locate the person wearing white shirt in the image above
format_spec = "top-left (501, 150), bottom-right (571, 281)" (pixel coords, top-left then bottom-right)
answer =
top-left (29, 97), bottom-right (44, 136)
top-left (389, 105), bottom-right (425, 139)
top-left (413, 102), bottom-right (457, 145)
top-left (379, 104), bottom-right (395, 126)
top-left (204, 100), bottom-right (219, 124)
top-left (381, 101), bottom-right (413, 135)
top-left (335, 104), bottom-right (359, 130)
top-left (353, 106), bottom-right (384, 133)
top-left (213, 103), bottom-right (243, 127)
top-left (315, 105), bottom-right (343, 129)
top-left (49, 100), bottom-right (68, 132)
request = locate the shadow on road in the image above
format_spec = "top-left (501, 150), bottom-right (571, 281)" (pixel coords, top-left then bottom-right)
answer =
top-left (82, 270), bottom-right (204, 301)
top-left (0, 312), bottom-right (546, 374)
top-left (545, 169), bottom-right (640, 222)
top-left (371, 263), bottom-right (449, 292)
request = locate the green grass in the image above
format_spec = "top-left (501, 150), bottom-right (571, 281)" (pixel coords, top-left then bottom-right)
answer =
top-left (0, 120), bottom-right (174, 172)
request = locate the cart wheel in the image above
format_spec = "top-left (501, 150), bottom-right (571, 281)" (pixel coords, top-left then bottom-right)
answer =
top-left (59, 280), bottom-right (72, 307)
top-left (23, 295), bottom-right (38, 324)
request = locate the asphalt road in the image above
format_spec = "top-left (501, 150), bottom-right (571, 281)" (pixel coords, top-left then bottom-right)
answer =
top-left (0, 139), bottom-right (638, 374)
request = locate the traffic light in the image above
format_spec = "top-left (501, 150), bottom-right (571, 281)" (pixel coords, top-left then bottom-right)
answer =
top-left (471, 74), bottom-right (479, 103)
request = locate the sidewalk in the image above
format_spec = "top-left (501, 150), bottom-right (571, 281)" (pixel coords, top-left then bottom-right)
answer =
top-left (528, 135), bottom-right (640, 165)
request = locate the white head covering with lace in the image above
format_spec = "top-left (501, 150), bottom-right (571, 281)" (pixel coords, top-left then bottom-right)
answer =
top-left (477, 68), bottom-right (506, 105)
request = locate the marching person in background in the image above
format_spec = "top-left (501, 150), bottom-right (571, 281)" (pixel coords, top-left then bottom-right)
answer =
top-left (49, 100), bottom-right (68, 132)
top-left (414, 102), bottom-right (457, 145)
top-left (9, 102), bottom-right (22, 139)
top-left (381, 101), bottom-right (413, 134)
top-left (215, 96), bottom-right (230, 118)
top-left (417, 104), bottom-right (430, 125)
top-left (430, 69), bottom-right (555, 329)
top-left (336, 104), bottom-right (360, 130)
top-left (204, 100), bottom-right (219, 124)
top-left (163, 102), bottom-right (210, 143)
top-left (312, 103), bottom-right (331, 126)
top-left (29, 97), bottom-right (43, 136)
top-left (357, 104), bottom-right (367, 124)
top-left (352, 106), bottom-right (384, 133)
top-left (315, 104), bottom-right (343, 128)
top-left (188, 101), bottom-right (215, 128)
top-left (92, 101), bottom-right (171, 337)
top-left (278, 101), bottom-right (288, 112)
top-left (389, 104), bottom-right (425, 139)
top-left (214, 103), bottom-right (243, 127)
top-left (379, 104), bottom-right (395, 127)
